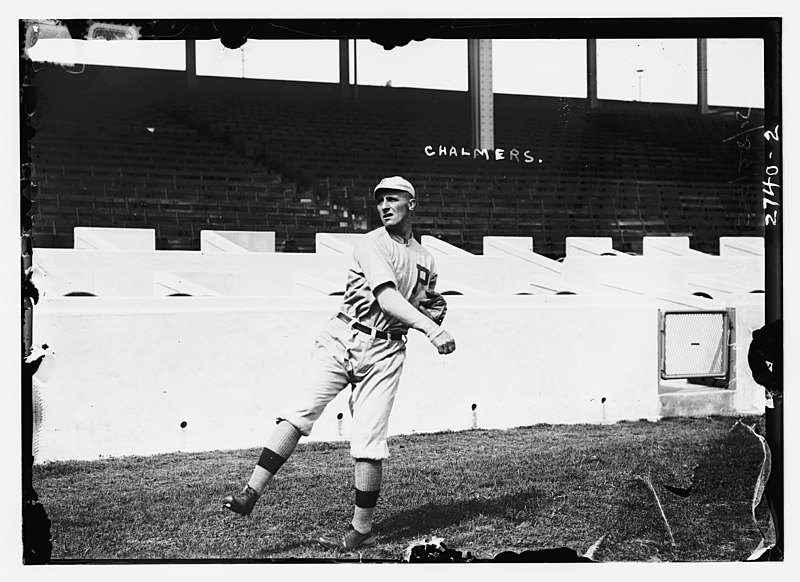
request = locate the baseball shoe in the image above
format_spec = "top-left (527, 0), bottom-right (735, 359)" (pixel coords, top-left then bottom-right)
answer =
top-left (222, 485), bottom-right (259, 516)
top-left (318, 527), bottom-right (377, 551)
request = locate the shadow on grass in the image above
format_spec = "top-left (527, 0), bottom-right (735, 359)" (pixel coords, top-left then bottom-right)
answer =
top-left (374, 488), bottom-right (544, 543)
top-left (253, 489), bottom-right (543, 558)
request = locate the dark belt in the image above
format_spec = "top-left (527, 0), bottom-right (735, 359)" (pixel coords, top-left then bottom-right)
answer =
top-left (336, 312), bottom-right (405, 341)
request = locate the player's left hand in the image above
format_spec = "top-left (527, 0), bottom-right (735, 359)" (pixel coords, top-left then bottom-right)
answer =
top-left (418, 289), bottom-right (447, 325)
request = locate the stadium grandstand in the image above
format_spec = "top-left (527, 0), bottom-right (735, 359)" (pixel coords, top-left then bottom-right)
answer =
top-left (29, 61), bottom-right (763, 257)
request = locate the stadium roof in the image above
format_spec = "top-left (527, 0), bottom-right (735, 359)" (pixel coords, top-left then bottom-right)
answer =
top-left (38, 18), bottom-right (779, 50)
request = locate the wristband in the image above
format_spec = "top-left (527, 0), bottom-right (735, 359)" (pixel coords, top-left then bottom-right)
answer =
top-left (425, 326), bottom-right (445, 341)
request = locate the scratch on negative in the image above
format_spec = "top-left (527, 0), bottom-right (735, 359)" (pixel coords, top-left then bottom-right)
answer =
top-left (583, 534), bottom-right (606, 560)
top-left (732, 420), bottom-right (771, 542)
top-left (637, 474), bottom-right (676, 547)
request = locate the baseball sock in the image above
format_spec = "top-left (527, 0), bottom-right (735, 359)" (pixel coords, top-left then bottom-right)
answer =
top-left (352, 459), bottom-right (382, 534)
top-left (247, 421), bottom-right (301, 496)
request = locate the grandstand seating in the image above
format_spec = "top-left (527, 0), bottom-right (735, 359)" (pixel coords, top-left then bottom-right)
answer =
top-left (27, 64), bottom-right (764, 257)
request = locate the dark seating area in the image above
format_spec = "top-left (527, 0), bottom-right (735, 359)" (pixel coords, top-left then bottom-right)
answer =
top-left (28, 64), bottom-right (764, 257)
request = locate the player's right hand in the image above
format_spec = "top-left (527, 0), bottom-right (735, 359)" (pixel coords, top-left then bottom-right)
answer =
top-left (431, 329), bottom-right (456, 355)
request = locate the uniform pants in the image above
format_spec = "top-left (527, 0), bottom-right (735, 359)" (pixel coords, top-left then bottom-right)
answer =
top-left (279, 316), bottom-right (407, 460)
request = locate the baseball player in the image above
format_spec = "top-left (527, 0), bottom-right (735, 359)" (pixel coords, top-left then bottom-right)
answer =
top-left (223, 176), bottom-right (455, 551)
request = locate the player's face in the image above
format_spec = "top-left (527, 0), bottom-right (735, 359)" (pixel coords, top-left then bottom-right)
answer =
top-left (376, 190), bottom-right (415, 230)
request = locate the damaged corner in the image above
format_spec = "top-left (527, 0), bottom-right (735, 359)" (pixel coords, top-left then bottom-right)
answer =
top-left (20, 29), bottom-right (52, 564)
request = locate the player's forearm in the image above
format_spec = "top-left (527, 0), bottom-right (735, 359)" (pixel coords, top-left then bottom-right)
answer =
top-left (374, 285), bottom-right (442, 339)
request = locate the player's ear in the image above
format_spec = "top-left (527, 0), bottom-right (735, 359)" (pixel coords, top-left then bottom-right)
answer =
top-left (408, 197), bottom-right (417, 211)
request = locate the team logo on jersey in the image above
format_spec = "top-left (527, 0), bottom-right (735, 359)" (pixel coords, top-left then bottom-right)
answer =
top-left (415, 265), bottom-right (430, 291)
top-left (411, 265), bottom-right (433, 304)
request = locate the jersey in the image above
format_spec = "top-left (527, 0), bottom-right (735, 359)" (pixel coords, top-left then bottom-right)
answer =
top-left (339, 227), bottom-right (438, 334)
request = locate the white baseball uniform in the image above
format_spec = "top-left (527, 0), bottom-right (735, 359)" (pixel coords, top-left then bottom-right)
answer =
top-left (279, 226), bottom-right (438, 460)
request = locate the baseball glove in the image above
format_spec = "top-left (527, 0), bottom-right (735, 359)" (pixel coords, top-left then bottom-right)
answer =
top-left (418, 289), bottom-right (447, 325)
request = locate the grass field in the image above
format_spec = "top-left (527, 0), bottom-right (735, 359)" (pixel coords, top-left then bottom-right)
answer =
top-left (31, 415), bottom-right (773, 563)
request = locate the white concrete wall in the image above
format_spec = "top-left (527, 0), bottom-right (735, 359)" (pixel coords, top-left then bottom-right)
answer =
top-left (200, 230), bottom-right (275, 253)
top-left (728, 293), bottom-right (767, 414)
top-left (32, 295), bottom-right (662, 462)
top-left (562, 255), bottom-right (764, 296)
top-left (315, 233), bottom-right (363, 254)
top-left (28, 236), bottom-right (767, 463)
top-left (31, 249), bottom-right (513, 298)
top-left (482, 236), bottom-right (567, 294)
top-left (565, 237), bottom-right (621, 256)
top-left (719, 237), bottom-right (764, 256)
top-left (421, 235), bottom-right (474, 257)
top-left (32, 250), bottom-right (351, 298)
top-left (73, 227), bottom-right (155, 251)
top-left (33, 239), bottom-right (765, 300)
top-left (643, 236), bottom-right (707, 257)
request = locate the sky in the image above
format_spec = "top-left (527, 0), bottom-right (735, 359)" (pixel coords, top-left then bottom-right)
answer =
top-left (26, 35), bottom-right (765, 108)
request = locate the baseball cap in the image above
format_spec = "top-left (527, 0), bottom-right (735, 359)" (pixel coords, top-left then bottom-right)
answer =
top-left (374, 176), bottom-right (415, 198)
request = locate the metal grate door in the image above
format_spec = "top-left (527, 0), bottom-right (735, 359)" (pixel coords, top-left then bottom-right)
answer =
top-left (659, 310), bottom-right (731, 379)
